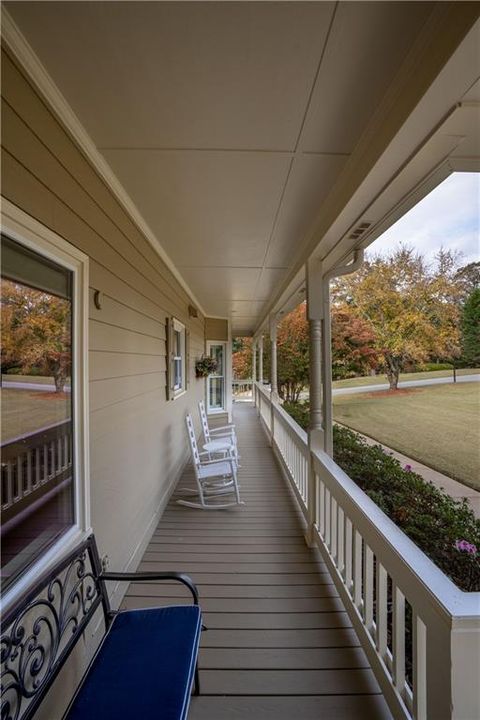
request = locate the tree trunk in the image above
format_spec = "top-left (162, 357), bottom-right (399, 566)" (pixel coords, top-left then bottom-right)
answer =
top-left (54, 368), bottom-right (66, 393)
top-left (384, 356), bottom-right (400, 390)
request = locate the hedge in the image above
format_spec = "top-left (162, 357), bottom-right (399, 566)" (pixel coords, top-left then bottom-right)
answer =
top-left (283, 401), bottom-right (480, 592)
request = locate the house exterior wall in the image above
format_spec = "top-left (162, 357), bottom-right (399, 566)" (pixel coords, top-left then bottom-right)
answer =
top-left (1, 47), bottom-right (206, 708)
top-left (205, 316), bottom-right (228, 341)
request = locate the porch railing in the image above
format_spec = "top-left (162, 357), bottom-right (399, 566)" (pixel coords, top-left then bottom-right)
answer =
top-left (232, 379), bottom-right (253, 398)
top-left (253, 381), bottom-right (480, 720)
top-left (1, 420), bottom-right (73, 525)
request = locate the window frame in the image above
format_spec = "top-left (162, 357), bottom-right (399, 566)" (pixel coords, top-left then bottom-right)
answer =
top-left (167, 317), bottom-right (189, 400)
top-left (206, 341), bottom-right (227, 414)
top-left (1, 199), bottom-right (90, 613)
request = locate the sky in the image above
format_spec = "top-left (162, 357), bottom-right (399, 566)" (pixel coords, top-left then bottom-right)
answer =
top-left (368, 172), bottom-right (479, 267)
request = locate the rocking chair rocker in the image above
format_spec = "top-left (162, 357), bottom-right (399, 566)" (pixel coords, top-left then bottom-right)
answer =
top-left (177, 414), bottom-right (244, 510)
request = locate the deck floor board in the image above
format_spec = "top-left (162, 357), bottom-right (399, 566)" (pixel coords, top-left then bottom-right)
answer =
top-left (122, 403), bottom-right (392, 719)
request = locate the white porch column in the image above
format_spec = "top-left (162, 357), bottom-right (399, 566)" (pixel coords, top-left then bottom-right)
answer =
top-left (252, 339), bottom-right (257, 406)
top-left (305, 258), bottom-right (325, 546)
top-left (258, 335), bottom-right (264, 384)
top-left (269, 314), bottom-right (278, 401)
top-left (306, 258), bottom-right (324, 451)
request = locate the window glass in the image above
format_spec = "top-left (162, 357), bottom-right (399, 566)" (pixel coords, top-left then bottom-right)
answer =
top-left (207, 343), bottom-right (225, 411)
top-left (1, 235), bottom-right (75, 592)
top-left (173, 328), bottom-right (182, 390)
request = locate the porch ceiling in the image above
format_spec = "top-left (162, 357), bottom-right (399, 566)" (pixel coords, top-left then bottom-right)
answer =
top-left (4, 2), bottom-right (472, 335)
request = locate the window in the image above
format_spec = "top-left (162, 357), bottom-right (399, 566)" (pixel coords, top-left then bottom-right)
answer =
top-left (167, 317), bottom-right (187, 398)
top-left (207, 342), bottom-right (226, 412)
top-left (1, 202), bottom-right (89, 602)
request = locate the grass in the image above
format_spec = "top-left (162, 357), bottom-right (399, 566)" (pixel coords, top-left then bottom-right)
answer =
top-left (332, 367), bottom-right (479, 389)
top-left (1, 388), bottom-right (71, 443)
top-left (333, 382), bottom-right (480, 490)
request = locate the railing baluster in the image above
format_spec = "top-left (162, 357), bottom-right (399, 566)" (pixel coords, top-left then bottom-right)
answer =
top-left (26, 450), bottom-right (33, 494)
top-left (337, 507), bottom-right (345, 576)
top-left (325, 488), bottom-right (331, 549)
top-left (345, 517), bottom-right (353, 593)
top-left (331, 496), bottom-right (337, 561)
top-left (16, 455), bottom-right (23, 501)
top-left (353, 530), bottom-right (362, 611)
top-left (6, 463), bottom-right (14, 508)
top-left (35, 447), bottom-right (41, 487)
top-left (393, 585), bottom-right (406, 699)
top-left (364, 545), bottom-right (374, 634)
top-left (376, 562), bottom-right (388, 662)
top-left (413, 613), bottom-right (427, 720)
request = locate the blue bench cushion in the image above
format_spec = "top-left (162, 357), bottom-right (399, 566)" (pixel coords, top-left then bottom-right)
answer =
top-left (65, 605), bottom-right (202, 720)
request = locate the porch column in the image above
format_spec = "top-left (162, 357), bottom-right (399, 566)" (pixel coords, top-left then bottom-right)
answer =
top-left (306, 259), bottom-right (324, 450)
top-left (258, 335), bottom-right (264, 384)
top-left (252, 339), bottom-right (257, 406)
top-left (321, 280), bottom-right (333, 456)
top-left (270, 314), bottom-right (278, 401)
top-left (305, 258), bottom-right (325, 546)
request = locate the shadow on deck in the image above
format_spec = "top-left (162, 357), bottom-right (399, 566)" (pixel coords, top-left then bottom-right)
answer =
top-left (122, 403), bottom-right (392, 719)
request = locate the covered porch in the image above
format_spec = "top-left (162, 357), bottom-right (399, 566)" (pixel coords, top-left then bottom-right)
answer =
top-left (124, 402), bottom-right (391, 720)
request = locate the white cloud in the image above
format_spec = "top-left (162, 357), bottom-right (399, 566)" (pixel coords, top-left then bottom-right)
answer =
top-left (369, 172), bottom-right (480, 266)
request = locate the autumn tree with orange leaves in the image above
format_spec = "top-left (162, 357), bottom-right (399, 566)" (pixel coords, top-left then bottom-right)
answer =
top-left (1, 280), bottom-right (71, 392)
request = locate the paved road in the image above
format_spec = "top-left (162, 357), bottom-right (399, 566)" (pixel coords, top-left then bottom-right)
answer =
top-left (332, 374), bottom-right (479, 396)
top-left (1, 381), bottom-right (71, 392)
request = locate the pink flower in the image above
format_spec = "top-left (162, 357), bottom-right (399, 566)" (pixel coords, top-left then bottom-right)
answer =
top-left (455, 539), bottom-right (478, 555)
top-left (404, 464), bottom-right (412, 472)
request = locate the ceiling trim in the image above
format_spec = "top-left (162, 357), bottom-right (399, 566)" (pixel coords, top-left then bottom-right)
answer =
top-left (1, 8), bottom-right (207, 318)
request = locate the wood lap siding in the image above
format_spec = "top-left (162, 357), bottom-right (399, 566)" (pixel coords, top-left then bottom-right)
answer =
top-left (1, 47), bottom-right (205, 576)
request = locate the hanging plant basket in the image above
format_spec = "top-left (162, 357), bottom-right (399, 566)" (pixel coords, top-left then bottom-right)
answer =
top-left (195, 356), bottom-right (218, 378)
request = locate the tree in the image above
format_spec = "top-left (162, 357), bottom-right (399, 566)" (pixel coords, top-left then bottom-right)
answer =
top-left (333, 247), bottom-right (462, 390)
top-left (455, 261), bottom-right (480, 300)
top-left (331, 309), bottom-right (379, 379)
top-left (276, 303), bottom-right (309, 402)
top-left (461, 288), bottom-right (480, 367)
top-left (232, 337), bottom-right (253, 379)
top-left (1, 280), bottom-right (71, 392)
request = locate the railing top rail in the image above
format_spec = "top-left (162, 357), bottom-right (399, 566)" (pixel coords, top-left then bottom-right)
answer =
top-left (1, 420), bottom-right (71, 449)
top-left (271, 401), bottom-right (308, 447)
top-left (312, 448), bottom-right (480, 620)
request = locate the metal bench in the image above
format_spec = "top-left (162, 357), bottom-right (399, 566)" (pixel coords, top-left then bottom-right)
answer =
top-left (0, 534), bottom-right (202, 720)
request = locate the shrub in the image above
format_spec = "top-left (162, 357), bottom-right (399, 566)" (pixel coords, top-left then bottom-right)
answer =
top-left (283, 401), bottom-right (480, 591)
top-left (414, 362), bottom-right (453, 372)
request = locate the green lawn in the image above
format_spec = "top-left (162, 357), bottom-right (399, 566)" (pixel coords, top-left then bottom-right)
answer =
top-left (1, 388), bottom-right (71, 442)
top-left (333, 367), bottom-right (479, 389)
top-left (333, 382), bottom-right (480, 490)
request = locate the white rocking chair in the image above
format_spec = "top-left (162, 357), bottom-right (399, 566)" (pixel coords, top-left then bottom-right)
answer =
top-left (198, 400), bottom-right (240, 466)
top-left (177, 414), bottom-right (244, 510)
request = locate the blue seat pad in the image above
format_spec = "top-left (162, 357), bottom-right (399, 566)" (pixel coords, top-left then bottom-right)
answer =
top-left (65, 605), bottom-right (202, 720)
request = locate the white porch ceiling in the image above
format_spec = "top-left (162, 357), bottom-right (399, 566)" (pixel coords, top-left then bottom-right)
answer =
top-left (6, 1), bottom-right (440, 334)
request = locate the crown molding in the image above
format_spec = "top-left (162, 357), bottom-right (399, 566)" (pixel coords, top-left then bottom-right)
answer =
top-left (1, 8), bottom-right (207, 317)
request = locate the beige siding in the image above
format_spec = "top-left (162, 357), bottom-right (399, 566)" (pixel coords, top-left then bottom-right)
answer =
top-left (205, 317), bottom-right (228, 341)
top-left (1, 46), bottom-right (208, 716)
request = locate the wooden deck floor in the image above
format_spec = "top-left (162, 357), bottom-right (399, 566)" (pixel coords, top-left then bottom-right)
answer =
top-left (122, 403), bottom-right (392, 719)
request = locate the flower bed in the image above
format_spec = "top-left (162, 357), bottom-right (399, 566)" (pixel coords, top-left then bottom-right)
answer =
top-left (283, 401), bottom-right (480, 591)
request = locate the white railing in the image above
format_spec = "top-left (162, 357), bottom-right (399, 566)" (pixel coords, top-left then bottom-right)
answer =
top-left (232, 379), bottom-right (253, 398)
top-left (253, 382), bottom-right (480, 720)
top-left (1, 421), bottom-right (73, 518)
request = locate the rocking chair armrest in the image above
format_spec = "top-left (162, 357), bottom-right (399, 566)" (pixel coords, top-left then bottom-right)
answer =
top-left (100, 571), bottom-right (199, 605)
top-left (210, 425), bottom-right (236, 433)
top-left (199, 457), bottom-right (236, 470)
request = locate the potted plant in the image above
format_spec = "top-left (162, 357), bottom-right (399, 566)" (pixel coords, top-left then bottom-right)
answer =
top-left (195, 356), bottom-right (218, 378)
